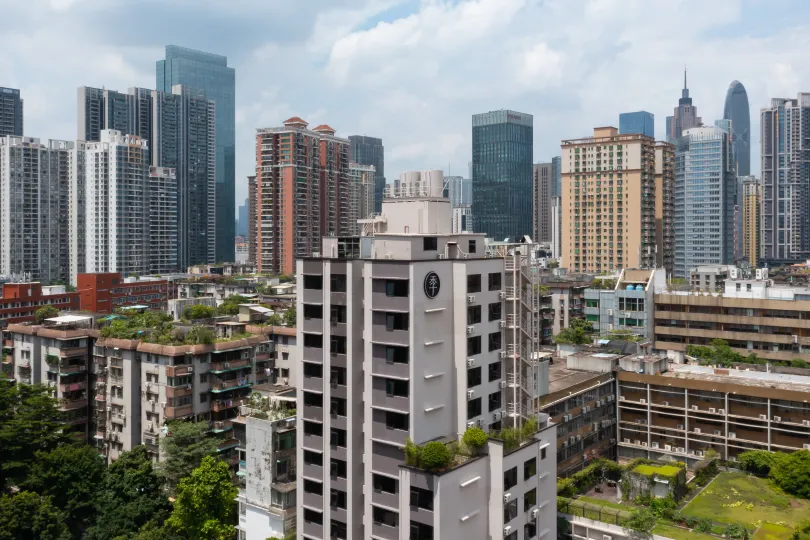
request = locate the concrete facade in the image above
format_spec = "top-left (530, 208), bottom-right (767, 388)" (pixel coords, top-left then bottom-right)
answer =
top-left (532, 162), bottom-right (552, 243)
top-left (742, 177), bottom-right (761, 267)
top-left (584, 268), bottom-right (666, 339)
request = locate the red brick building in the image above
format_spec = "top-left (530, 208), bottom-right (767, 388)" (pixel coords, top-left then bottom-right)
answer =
top-left (77, 273), bottom-right (170, 314)
top-left (0, 283), bottom-right (79, 328)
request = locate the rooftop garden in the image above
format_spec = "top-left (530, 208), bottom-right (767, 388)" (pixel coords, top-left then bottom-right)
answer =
top-left (100, 312), bottom-right (248, 346)
top-left (688, 339), bottom-right (810, 370)
top-left (632, 463), bottom-right (684, 478)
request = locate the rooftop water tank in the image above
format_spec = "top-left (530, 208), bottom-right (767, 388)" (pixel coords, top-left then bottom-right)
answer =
top-left (626, 285), bottom-right (634, 290)
top-left (635, 284), bottom-right (643, 291)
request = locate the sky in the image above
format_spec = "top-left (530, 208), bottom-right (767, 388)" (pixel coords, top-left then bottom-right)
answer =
top-left (3, 0), bottom-right (810, 212)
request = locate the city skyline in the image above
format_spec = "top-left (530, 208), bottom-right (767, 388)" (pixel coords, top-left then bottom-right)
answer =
top-left (4, 1), bottom-right (810, 211)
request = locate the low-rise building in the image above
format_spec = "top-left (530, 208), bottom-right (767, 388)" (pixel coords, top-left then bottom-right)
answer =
top-left (177, 279), bottom-right (258, 306)
top-left (0, 282), bottom-right (80, 328)
top-left (584, 268), bottom-right (666, 339)
top-left (689, 264), bottom-right (738, 292)
top-left (77, 273), bottom-right (170, 314)
top-left (167, 296), bottom-right (218, 320)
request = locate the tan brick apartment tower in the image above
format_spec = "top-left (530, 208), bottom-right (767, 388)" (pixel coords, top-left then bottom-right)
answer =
top-left (655, 142), bottom-right (675, 274)
top-left (561, 127), bottom-right (658, 273)
top-left (742, 176), bottom-right (761, 267)
top-left (255, 118), bottom-right (350, 275)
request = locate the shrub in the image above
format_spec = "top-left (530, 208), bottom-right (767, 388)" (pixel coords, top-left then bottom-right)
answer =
top-left (738, 450), bottom-right (786, 476)
top-left (625, 509), bottom-right (656, 534)
top-left (183, 304), bottom-right (215, 320)
top-left (34, 305), bottom-right (59, 324)
top-left (557, 478), bottom-right (575, 497)
top-left (500, 427), bottom-right (521, 451)
top-left (462, 427), bottom-right (488, 453)
top-left (684, 516), bottom-right (698, 528)
top-left (420, 442), bottom-right (451, 471)
top-left (404, 438), bottom-right (421, 467)
top-left (696, 518), bottom-right (714, 533)
top-left (770, 449), bottom-right (810, 499)
top-left (649, 495), bottom-right (677, 519)
top-left (725, 523), bottom-right (750, 540)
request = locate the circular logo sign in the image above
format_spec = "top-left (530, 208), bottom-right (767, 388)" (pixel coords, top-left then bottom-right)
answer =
top-left (423, 272), bottom-right (441, 299)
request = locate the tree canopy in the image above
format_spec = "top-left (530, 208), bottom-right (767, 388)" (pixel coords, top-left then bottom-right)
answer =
top-left (0, 492), bottom-right (71, 540)
top-left (687, 339), bottom-right (769, 368)
top-left (283, 306), bottom-right (296, 327)
top-left (158, 421), bottom-right (218, 494)
top-left (34, 305), bottom-right (59, 324)
top-left (553, 318), bottom-right (596, 345)
top-left (217, 294), bottom-right (250, 316)
top-left (183, 304), bottom-right (216, 321)
top-left (166, 456), bottom-right (237, 540)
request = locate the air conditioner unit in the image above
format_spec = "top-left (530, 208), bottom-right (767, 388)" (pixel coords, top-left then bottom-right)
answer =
top-left (500, 351), bottom-right (507, 358)
top-left (607, 309), bottom-right (614, 316)
top-left (593, 423), bottom-right (599, 431)
top-left (467, 295), bottom-right (476, 304)
top-left (603, 535), bottom-right (613, 540)
top-left (467, 359), bottom-right (475, 367)
top-left (634, 440), bottom-right (641, 445)
top-left (500, 381), bottom-right (507, 389)
top-left (467, 390), bottom-right (474, 399)
top-left (608, 395), bottom-right (614, 402)
top-left (759, 414), bottom-right (767, 420)
top-left (709, 408), bottom-right (716, 413)
top-left (224, 362), bottom-right (230, 368)
top-left (714, 430), bottom-right (722, 436)
top-left (467, 326), bottom-right (475, 335)
top-left (437, 253), bottom-right (446, 260)
top-left (503, 493), bottom-right (511, 502)
top-left (688, 449), bottom-right (695, 455)
top-left (694, 428), bottom-right (701, 434)
top-left (563, 440), bottom-right (569, 448)
top-left (677, 424), bottom-right (684, 430)
top-left (467, 421), bottom-right (475, 428)
top-left (651, 442), bottom-right (659, 449)
top-left (804, 420), bottom-right (810, 427)
top-left (728, 432), bottom-right (736, 439)
top-left (691, 405), bottom-right (698, 411)
top-left (718, 409), bottom-right (725, 414)
top-left (161, 402), bottom-right (166, 408)
top-left (664, 444), bottom-right (672, 451)
top-left (697, 450), bottom-right (704, 457)
top-left (503, 526), bottom-right (512, 537)
top-left (639, 398), bottom-right (646, 404)
top-left (662, 401), bottom-right (669, 406)
top-left (532, 508), bottom-right (539, 518)
top-left (623, 438), bottom-right (630, 444)
top-left (499, 320), bottom-right (506, 328)
top-left (641, 441), bottom-right (648, 447)
top-left (619, 395), bottom-right (625, 401)
top-left (499, 291), bottom-right (506, 299)
top-left (563, 414), bottom-right (571, 422)
top-left (187, 366), bottom-right (193, 373)
top-left (774, 416), bottom-right (782, 422)
top-left (493, 412), bottom-right (502, 421)
top-left (583, 406), bottom-right (590, 413)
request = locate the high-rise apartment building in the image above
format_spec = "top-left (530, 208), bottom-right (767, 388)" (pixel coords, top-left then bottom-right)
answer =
top-left (147, 166), bottom-right (178, 274)
top-left (0, 135), bottom-right (73, 283)
top-left (348, 163), bottom-right (375, 236)
top-left (348, 135), bottom-right (385, 214)
top-left (157, 45), bottom-right (235, 263)
top-left (255, 118), bottom-right (350, 275)
top-left (742, 177), bottom-right (761, 267)
top-left (673, 126), bottom-right (735, 278)
top-left (666, 70), bottom-right (702, 142)
top-left (296, 170), bottom-right (556, 540)
top-left (723, 80), bottom-right (751, 177)
top-left (551, 197), bottom-right (562, 260)
top-left (761, 94), bottom-right (810, 264)
top-left (0, 88), bottom-right (23, 137)
top-left (247, 176), bottom-right (257, 264)
top-left (561, 127), bottom-right (657, 273)
top-left (237, 198), bottom-right (248, 237)
top-left (472, 110), bottom-right (533, 241)
top-left (619, 111), bottom-right (654, 138)
top-left (551, 156), bottom-right (562, 198)
top-left (452, 204), bottom-right (473, 233)
top-left (532, 162), bottom-right (552, 243)
top-left (655, 142), bottom-right (675, 274)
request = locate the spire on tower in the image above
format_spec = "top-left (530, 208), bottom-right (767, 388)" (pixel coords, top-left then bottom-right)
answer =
top-left (684, 65), bottom-right (687, 89)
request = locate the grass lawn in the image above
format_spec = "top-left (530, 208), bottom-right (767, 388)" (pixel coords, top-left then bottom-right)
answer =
top-left (753, 523), bottom-right (794, 540)
top-left (576, 495), bottom-right (630, 511)
top-left (632, 463), bottom-right (682, 477)
top-left (652, 523), bottom-right (717, 540)
top-left (681, 472), bottom-right (810, 528)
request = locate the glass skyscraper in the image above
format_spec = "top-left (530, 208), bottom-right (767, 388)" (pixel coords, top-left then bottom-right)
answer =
top-left (673, 126), bottom-right (735, 277)
top-left (348, 135), bottom-right (385, 214)
top-left (472, 110), bottom-right (533, 241)
top-left (157, 45), bottom-right (235, 263)
top-left (0, 87), bottom-right (23, 137)
top-left (619, 111), bottom-right (654, 138)
top-left (723, 80), bottom-right (750, 177)
top-left (551, 155), bottom-right (562, 198)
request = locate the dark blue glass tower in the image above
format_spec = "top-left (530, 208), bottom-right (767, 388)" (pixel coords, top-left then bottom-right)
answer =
top-left (723, 80), bottom-right (750, 176)
top-left (619, 111), bottom-right (654, 138)
top-left (472, 110), bottom-right (533, 241)
top-left (157, 45), bottom-right (235, 263)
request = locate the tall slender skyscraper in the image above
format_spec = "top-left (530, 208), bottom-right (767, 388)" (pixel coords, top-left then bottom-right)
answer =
top-left (666, 69), bottom-right (702, 142)
top-left (532, 162), bottom-right (552, 243)
top-left (619, 111), bottom-right (654, 138)
top-left (348, 135), bottom-right (385, 214)
top-left (157, 45), bottom-right (235, 263)
top-left (247, 175), bottom-right (257, 264)
top-left (0, 88), bottom-right (23, 137)
top-left (723, 81), bottom-right (751, 177)
top-left (761, 94), bottom-right (810, 263)
top-left (741, 176), bottom-right (761, 267)
top-left (472, 110), bottom-right (533, 241)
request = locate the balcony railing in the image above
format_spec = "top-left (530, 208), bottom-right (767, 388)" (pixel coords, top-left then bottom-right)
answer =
top-left (210, 378), bottom-right (252, 393)
top-left (211, 398), bottom-right (239, 412)
top-left (209, 358), bottom-right (251, 373)
top-left (60, 381), bottom-right (87, 393)
top-left (60, 397), bottom-right (88, 411)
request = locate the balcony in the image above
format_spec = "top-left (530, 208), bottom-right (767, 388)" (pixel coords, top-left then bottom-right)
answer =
top-left (210, 378), bottom-right (252, 393)
top-left (165, 405), bottom-right (194, 419)
top-left (60, 347), bottom-right (87, 358)
top-left (59, 363), bottom-right (88, 376)
top-left (209, 358), bottom-right (251, 374)
top-left (166, 385), bottom-right (193, 398)
top-left (165, 364), bottom-right (194, 377)
top-left (211, 420), bottom-right (234, 433)
top-left (211, 398), bottom-right (239, 412)
top-left (60, 381), bottom-right (87, 393)
top-left (60, 397), bottom-right (88, 411)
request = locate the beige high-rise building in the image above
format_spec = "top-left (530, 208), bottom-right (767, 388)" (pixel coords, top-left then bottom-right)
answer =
top-left (348, 162), bottom-right (376, 235)
top-left (561, 127), bottom-right (657, 273)
top-left (655, 142), bottom-right (675, 274)
top-left (742, 177), bottom-right (761, 267)
top-left (532, 162), bottom-right (552, 242)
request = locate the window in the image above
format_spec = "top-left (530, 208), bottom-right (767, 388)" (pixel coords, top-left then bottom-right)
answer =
top-left (303, 508), bottom-right (323, 525)
top-left (303, 333), bottom-right (323, 349)
top-left (330, 428), bottom-right (347, 447)
top-left (331, 335), bottom-right (346, 355)
top-left (504, 499), bottom-right (518, 523)
top-left (303, 421), bottom-right (323, 437)
top-left (303, 479), bottom-right (323, 495)
top-left (330, 366), bottom-right (346, 386)
top-left (330, 490), bottom-right (347, 510)
top-left (373, 474), bottom-right (397, 494)
top-left (386, 312), bottom-right (409, 331)
top-left (410, 486), bottom-right (433, 510)
top-left (385, 411), bottom-right (409, 431)
top-left (330, 305), bottom-right (347, 324)
top-left (524, 487), bottom-right (537, 511)
top-left (468, 239), bottom-right (477, 253)
top-left (385, 345), bottom-right (408, 364)
top-left (524, 457), bottom-right (536, 480)
top-left (541, 447), bottom-right (547, 460)
top-left (467, 274), bottom-right (481, 293)
top-left (489, 361), bottom-right (502, 382)
top-left (489, 302), bottom-right (502, 321)
top-left (330, 274), bottom-right (347, 292)
top-left (385, 279), bottom-right (409, 297)
top-left (303, 275), bottom-right (323, 290)
top-left (303, 304), bottom-right (323, 319)
top-left (423, 237), bottom-right (438, 251)
top-left (385, 378), bottom-right (408, 397)
top-left (467, 397), bottom-right (482, 419)
top-left (372, 506), bottom-right (398, 527)
top-left (467, 335), bottom-right (481, 356)
top-left (736, 283), bottom-right (741, 291)
top-left (303, 450), bottom-right (322, 466)
top-left (488, 272), bottom-right (501, 291)
top-left (504, 466), bottom-right (518, 490)
top-left (747, 283), bottom-right (752, 292)
top-left (303, 392), bottom-right (323, 408)
top-left (488, 332), bottom-right (502, 352)
top-left (410, 523), bottom-right (434, 540)
top-left (467, 305), bottom-right (481, 325)
top-left (199, 392), bottom-right (208, 403)
top-left (489, 390), bottom-right (502, 412)
top-left (330, 397), bottom-right (347, 416)
top-left (467, 366), bottom-right (482, 388)
top-left (524, 521), bottom-right (537, 539)
top-left (330, 458), bottom-right (347, 478)
top-left (330, 519), bottom-right (347, 539)
top-left (303, 362), bottom-right (323, 378)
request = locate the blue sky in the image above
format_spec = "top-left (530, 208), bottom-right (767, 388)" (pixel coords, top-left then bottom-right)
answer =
top-left (3, 0), bottom-right (810, 209)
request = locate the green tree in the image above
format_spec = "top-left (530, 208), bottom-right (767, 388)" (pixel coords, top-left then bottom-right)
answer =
top-left (183, 304), bottom-right (216, 320)
top-left (462, 427), bottom-right (488, 454)
top-left (34, 305), bottom-right (59, 324)
top-left (725, 523), bottom-right (751, 540)
top-left (0, 383), bottom-right (73, 488)
top-left (266, 313), bottom-right (283, 326)
top-left (553, 318), bottom-right (595, 345)
top-left (770, 449), bottom-right (810, 498)
top-left (793, 520), bottom-right (810, 540)
top-left (420, 441), bottom-right (451, 470)
top-left (86, 446), bottom-right (171, 540)
top-left (624, 508), bottom-right (656, 534)
top-left (216, 294), bottom-right (250, 316)
top-left (21, 445), bottom-right (104, 536)
top-left (166, 456), bottom-right (237, 540)
top-left (0, 491), bottom-right (71, 540)
top-left (547, 260), bottom-right (559, 269)
top-left (185, 326), bottom-right (215, 345)
top-left (283, 306), bottom-right (296, 327)
top-left (738, 450), bottom-right (786, 476)
top-left (158, 421), bottom-right (218, 494)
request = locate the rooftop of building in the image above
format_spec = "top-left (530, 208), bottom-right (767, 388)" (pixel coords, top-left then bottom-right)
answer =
top-left (547, 359), bottom-right (608, 395)
top-left (656, 363), bottom-right (810, 394)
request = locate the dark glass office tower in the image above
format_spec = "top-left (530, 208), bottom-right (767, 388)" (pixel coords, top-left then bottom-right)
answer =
top-left (0, 87), bottom-right (23, 137)
top-left (472, 110), bottom-right (533, 240)
top-left (348, 135), bottom-right (385, 213)
top-left (723, 80), bottom-right (750, 176)
top-left (157, 45), bottom-right (235, 262)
